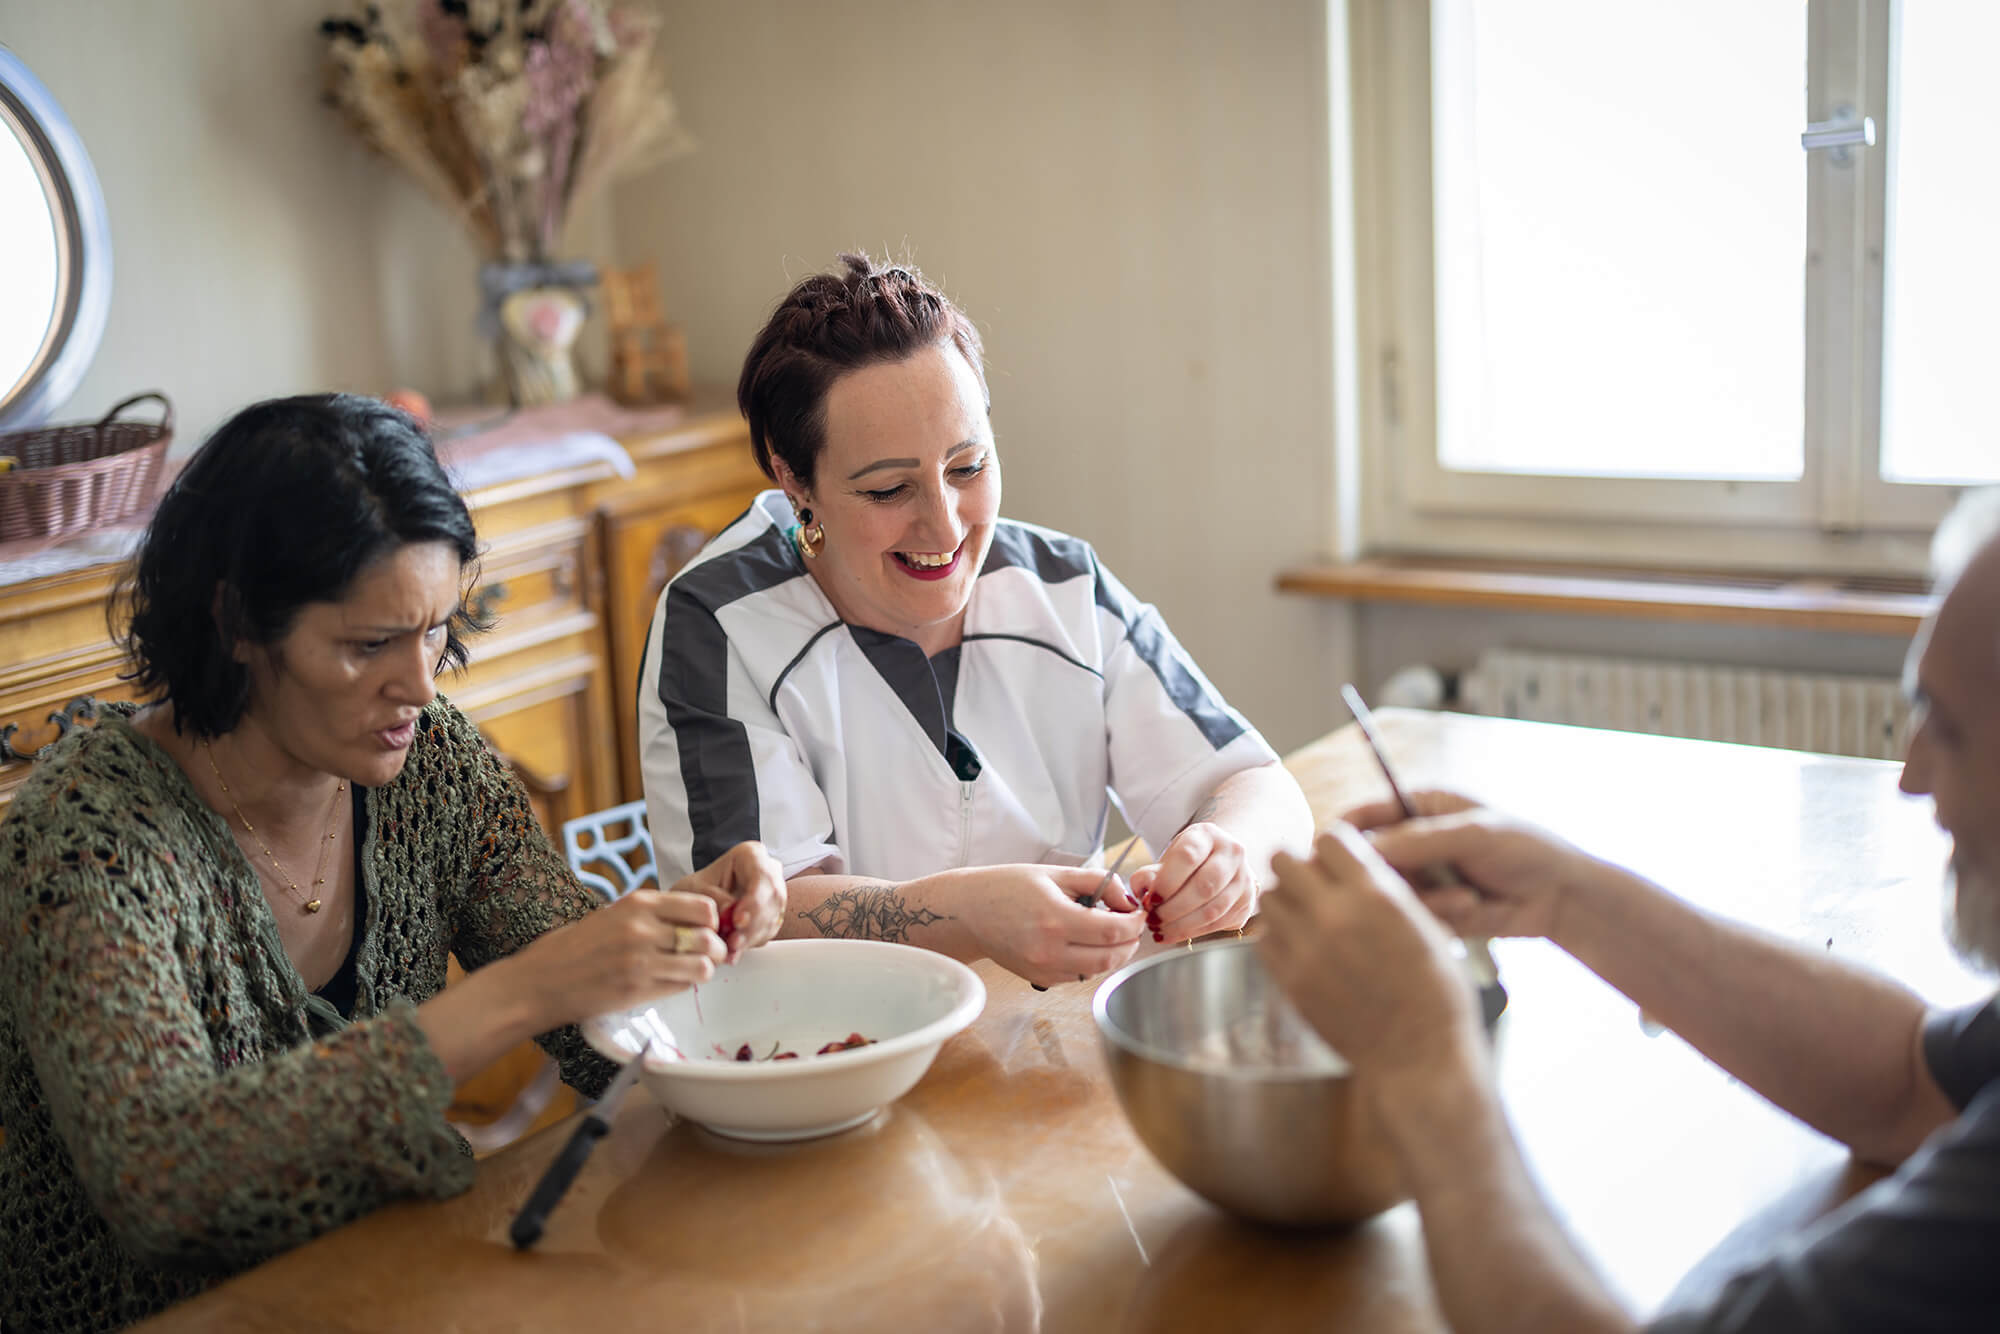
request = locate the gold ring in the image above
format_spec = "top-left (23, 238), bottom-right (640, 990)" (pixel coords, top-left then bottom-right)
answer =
top-left (671, 925), bottom-right (704, 955)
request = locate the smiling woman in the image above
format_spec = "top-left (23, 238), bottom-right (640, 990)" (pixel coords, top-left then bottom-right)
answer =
top-left (638, 254), bottom-right (1314, 988)
top-left (770, 341), bottom-right (1001, 655)
top-left (0, 394), bottom-right (788, 1333)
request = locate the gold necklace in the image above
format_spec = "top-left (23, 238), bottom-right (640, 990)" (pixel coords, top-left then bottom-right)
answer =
top-left (203, 740), bottom-right (345, 914)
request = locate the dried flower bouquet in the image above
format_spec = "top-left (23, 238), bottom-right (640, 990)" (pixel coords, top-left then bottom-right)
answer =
top-left (320, 0), bottom-right (692, 264)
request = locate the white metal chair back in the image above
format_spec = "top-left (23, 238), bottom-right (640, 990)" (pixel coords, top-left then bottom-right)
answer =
top-left (561, 800), bottom-right (659, 903)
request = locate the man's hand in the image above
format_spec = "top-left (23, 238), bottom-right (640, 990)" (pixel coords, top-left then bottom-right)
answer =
top-left (1258, 824), bottom-right (1484, 1078)
top-left (1345, 792), bottom-right (1597, 946)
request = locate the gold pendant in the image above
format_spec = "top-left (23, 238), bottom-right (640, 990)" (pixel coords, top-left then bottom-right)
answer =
top-left (304, 898), bottom-right (323, 914)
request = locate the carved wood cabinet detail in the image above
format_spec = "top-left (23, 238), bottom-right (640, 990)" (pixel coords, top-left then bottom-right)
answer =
top-left (1, 694), bottom-right (103, 763)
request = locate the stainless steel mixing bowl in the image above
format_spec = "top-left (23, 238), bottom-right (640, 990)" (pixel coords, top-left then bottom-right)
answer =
top-left (1093, 938), bottom-right (1419, 1228)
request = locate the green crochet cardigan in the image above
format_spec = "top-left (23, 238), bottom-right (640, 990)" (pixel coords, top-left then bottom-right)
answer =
top-left (0, 699), bottom-right (618, 1333)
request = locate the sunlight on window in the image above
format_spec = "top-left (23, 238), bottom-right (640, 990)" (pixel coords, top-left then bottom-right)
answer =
top-left (0, 118), bottom-right (59, 401)
top-left (1431, 0), bottom-right (1806, 480)
top-left (1880, 4), bottom-right (2000, 485)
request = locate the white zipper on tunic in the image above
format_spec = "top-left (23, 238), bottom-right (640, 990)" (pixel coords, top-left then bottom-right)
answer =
top-left (957, 780), bottom-right (975, 866)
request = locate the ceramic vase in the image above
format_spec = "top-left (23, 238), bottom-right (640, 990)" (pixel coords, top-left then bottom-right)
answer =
top-left (479, 261), bottom-right (597, 408)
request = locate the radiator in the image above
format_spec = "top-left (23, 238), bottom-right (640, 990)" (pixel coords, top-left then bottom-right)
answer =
top-left (1454, 649), bottom-right (1910, 760)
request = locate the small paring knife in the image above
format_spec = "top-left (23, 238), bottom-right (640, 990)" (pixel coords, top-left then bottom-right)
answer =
top-left (1032, 834), bottom-right (1147, 991)
top-left (1082, 833), bottom-right (1146, 911)
top-left (509, 1041), bottom-right (652, 1249)
top-left (1340, 685), bottom-right (1509, 1026)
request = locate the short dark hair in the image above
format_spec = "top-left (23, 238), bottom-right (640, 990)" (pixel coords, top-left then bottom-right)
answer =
top-left (737, 252), bottom-right (988, 489)
top-left (117, 393), bottom-right (487, 739)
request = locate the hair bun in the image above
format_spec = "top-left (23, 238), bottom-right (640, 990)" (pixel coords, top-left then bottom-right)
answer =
top-left (736, 252), bottom-right (989, 490)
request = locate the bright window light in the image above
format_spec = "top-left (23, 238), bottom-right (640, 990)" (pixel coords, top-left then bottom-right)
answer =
top-left (1431, 0), bottom-right (1807, 480)
top-left (0, 120), bottom-right (58, 401)
top-left (1879, 3), bottom-right (2000, 485)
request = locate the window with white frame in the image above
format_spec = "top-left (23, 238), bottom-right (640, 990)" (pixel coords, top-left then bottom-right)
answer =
top-left (1351, 0), bottom-right (2000, 570)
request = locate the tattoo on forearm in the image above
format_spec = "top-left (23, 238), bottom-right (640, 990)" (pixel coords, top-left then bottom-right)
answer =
top-left (798, 885), bottom-right (950, 942)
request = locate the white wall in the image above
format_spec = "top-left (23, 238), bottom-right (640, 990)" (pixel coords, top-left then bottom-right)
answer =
top-left (613, 0), bottom-right (1353, 751)
top-left (0, 0), bottom-right (612, 453)
top-left (2, 0), bottom-right (1355, 753)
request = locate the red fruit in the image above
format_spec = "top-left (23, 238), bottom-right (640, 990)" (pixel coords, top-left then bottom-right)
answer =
top-left (816, 1032), bottom-right (875, 1055)
top-left (718, 902), bottom-right (737, 936)
top-left (734, 1043), bottom-right (753, 1062)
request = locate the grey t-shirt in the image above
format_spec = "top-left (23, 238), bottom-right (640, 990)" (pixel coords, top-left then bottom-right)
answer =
top-left (1647, 992), bottom-right (2000, 1332)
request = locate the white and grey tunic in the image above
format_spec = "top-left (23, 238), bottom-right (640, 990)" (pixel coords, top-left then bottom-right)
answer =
top-left (637, 490), bottom-right (1279, 884)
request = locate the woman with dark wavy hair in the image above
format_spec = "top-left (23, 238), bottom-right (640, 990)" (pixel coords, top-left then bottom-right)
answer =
top-left (638, 255), bottom-right (1312, 988)
top-left (0, 394), bottom-right (784, 1333)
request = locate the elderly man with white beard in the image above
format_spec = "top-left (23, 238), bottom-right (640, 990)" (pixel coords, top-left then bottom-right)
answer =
top-left (1257, 489), bottom-right (2000, 1334)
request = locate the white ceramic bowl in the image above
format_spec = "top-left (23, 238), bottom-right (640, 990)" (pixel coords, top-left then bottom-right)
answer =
top-left (582, 939), bottom-right (986, 1142)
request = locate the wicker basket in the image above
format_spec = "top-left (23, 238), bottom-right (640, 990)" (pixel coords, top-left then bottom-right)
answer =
top-left (0, 393), bottom-right (174, 543)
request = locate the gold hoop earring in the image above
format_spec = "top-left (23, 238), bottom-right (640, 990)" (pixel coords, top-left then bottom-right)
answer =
top-left (795, 506), bottom-right (825, 560)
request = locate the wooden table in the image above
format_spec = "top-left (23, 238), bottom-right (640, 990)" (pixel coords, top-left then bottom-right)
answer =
top-left (136, 711), bottom-right (1989, 1332)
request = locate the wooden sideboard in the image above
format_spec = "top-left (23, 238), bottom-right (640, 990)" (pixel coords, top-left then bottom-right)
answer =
top-left (0, 394), bottom-right (767, 1146)
top-left (0, 562), bottom-right (135, 798)
top-left (444, 399), bottom-right (764, 833)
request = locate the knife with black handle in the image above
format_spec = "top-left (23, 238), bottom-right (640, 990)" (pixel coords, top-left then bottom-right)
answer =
top-left (509, 1043), bottom-right (651, 1249)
